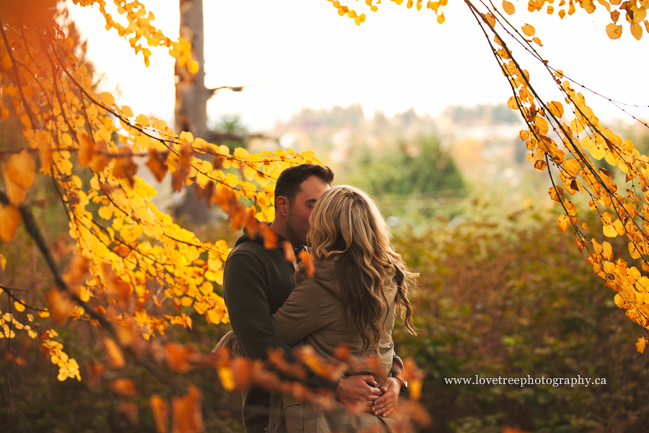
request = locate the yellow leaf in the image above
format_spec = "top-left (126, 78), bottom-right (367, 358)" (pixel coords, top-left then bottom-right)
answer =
top-left (637, 337), bottom-right (646, 353)
top-left (602, 241), bottom-right (613, 260)
top-left (502, 0), bottom-right (515, 14)
top-left (590, 144), bottom-right (606, 160)
top-left (557, 215), bottom-right (570, 233)
top-left (606, 23), bottom-right (623, 39)
top-left (581, 136), bottom-right (594, 150)
top-left (613, 219), bottom-right (625, 236)
top-left (570, 118), bottom-right (586, 134)
top-left (179, 131), bottom-right (194, 144)
top-left (535, 116), bottom-right (549, 135)
top-left (564, 200), bottom-right (577, 216)
top-left (603, 224), bottom-right (617, 237)
top-left (631, 23), bottom-right (643, 40)
top-left (522, 23), bottom-right (536, 36)
top-left (548, 101), bottom-right (564, 118)
top-left (135, 114), bottom-right (151, 127)
top-left (630, 242), bottom-right (643, 259)
top-left (14, 301), bottom-right (25, 312)
top-left (437, 12), bottom-right (445, 24)
top-left (233, 147), bottom-right (249, 160)
top-left (100, 92), bottom-right (115, 106)
top-left (188, 60), bottom-right (199, 74)
top-left (121, 105), bottom-right (134, 117)
top-left (532, 36), bottom-right (543, 46)
top-left (0, 254), bottom-right (5, 270)
top-left (98, 206), bottom-right (113, 220)
top-left (564, 158), bottom-right (580, 176)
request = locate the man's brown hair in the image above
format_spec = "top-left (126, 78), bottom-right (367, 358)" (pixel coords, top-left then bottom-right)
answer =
top-left (274, 164), bottom-right (334, 206)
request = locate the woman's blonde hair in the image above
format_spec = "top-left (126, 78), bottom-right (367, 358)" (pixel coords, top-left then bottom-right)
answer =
top-left (307, 185), bottom-right (416, 351)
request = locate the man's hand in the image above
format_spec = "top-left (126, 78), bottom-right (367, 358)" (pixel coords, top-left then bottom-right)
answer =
top-left (370, 377), bottom-right (400, 417)
top-left (335, 375), bottom-right (382, 407)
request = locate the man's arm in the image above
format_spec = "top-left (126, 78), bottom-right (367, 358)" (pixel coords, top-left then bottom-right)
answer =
top-left (223, 252), bottom-right (294, 361)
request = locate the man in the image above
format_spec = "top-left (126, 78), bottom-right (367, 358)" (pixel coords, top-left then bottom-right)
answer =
top-left (223, 163), bottom-right (404, 433)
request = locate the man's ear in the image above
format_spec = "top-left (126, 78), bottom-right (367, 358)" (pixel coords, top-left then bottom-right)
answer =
top-left (276, 195), bottom-right (289, 218)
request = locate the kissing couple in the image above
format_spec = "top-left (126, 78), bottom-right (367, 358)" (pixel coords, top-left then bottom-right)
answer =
top-left (216, 163), bottom-right (416, 433)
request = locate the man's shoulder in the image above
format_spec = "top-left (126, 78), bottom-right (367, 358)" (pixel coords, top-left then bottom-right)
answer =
top-left (229, 238), bottom-right (270, 259)
top-left (226, 237), bottom-right (282, 268)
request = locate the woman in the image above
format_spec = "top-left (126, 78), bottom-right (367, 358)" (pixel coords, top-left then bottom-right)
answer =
top-left (268, 185), bottom-right (416, 433)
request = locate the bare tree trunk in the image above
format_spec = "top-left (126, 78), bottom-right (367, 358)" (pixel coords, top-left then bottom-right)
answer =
top-left (174, 0), bottom-right (211, 224)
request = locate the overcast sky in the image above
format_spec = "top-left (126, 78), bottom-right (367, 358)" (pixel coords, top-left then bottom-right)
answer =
top-left (67, 0), bottom-right (649, 131)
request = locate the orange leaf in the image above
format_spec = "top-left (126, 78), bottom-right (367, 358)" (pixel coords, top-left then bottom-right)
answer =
top-left (637, 337), bottom-right (647, 353)
top-left (7, 150), bottom-right (36, 190)
top-left (0, 204), bottom-right (22, 242)
top-left (165, 343), bottom-right (194, 373)
top-left (151, 395), bottom-right (170, 433)
top-left (502, 0), bottom-right (515, 14)
top-left (63, 255), bottom-right (91, 289)
top-left (260, 224), bottom-right (278, 249)
top-left (3, 170), bottom-right (26, 205)
top-left (283, 241), bottom-right (296, 263)
top-left (401, 357), bottom-right (425, 400)
top-left (103, 337), bottom-right (126, 368)
top-left (547, 101), bottom-right (564, 118)
top-left (299, 251), bottom-right (315, 278)
top-left (172, 142), bottom-right (194, 192)
top-left (548, 186), bottom-right (563, 202)
top-left (109, 378), bottom-right (137, 397)
top-left (103, 263), bottom-right (132, 305)
top-left (45, 288), bottom-right (75, 324)
top-left (606, 23), bottom-right (623, 39)
top-left (172, 385), bottom-right (204, 433)
top-left (556, 215), bottom-right (571, 233)
top-left (78, 133), bottom-right (95, 167)
top-left (522, 23), bottom-right (535, 36)
top-left (231, 357), bottom-right (255, 390)
top-left (146, 148), bottom-right (169, 182)
top-left (88, 139), bottom-right (111, 172)
top-left (113, 145), bottom-right (138, 187)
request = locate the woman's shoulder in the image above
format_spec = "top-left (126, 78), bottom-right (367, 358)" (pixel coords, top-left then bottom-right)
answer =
top-left (294, 259), bottom-right (336, 284)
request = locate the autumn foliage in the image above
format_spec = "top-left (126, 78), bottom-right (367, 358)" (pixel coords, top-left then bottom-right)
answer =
top-left (1, 0), bottom-right (649, 431)
top-left (0, 1), bottom-right (432, 431)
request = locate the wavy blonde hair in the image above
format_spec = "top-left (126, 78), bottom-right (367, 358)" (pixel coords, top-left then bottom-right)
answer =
top-left (307, 185), bottom-right (416, 351)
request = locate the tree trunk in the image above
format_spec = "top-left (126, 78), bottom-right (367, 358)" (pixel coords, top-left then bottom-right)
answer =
top-left (174, 0), bottom-right (211, 224)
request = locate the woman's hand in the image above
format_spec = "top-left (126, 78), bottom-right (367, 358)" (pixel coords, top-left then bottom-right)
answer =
top-left (370, 377), bottom-right (400, 417)
top-left (335, 375), bottom-right (382, 407)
